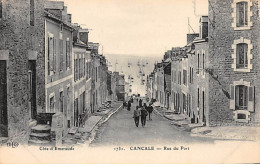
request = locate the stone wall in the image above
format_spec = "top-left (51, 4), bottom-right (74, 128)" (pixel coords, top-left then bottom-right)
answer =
top-left (0, 0), bottom-right (46, 139)
top-left (208, 0), bottom-right (259, 125)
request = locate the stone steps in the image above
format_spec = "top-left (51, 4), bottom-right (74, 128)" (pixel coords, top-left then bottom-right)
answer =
top-left (31, 124), bottom-right (51, 131)
top-left (29, 124), bottom-right (51, 146)
top-left (28, 139), bottom-right (52, 146)
top-left (30, 133), bottom-right (50, 137)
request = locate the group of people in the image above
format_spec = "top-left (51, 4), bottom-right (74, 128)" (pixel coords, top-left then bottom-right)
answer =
top-left (133, 98), bottom-right (153, 128)
top-left (123, 96), bottom-right (154, 127)
top-left (123, 96), bottom-right (134, 111)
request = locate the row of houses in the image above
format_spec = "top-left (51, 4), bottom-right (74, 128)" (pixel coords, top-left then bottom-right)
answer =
top-left (0, 0), bottom-right (125, 141)
top-left (147, 0), bottom-right (260, 126)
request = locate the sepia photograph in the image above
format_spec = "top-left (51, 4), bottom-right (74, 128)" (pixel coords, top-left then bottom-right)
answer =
top-left (0, 0), bottom-right (259, 164)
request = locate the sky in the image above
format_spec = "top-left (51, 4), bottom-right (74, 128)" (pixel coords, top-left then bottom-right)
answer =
top-left (64, 0), bottom-right (208, 57)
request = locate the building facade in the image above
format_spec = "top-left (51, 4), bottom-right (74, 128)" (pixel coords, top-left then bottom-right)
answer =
top-left (208, 0), bottom-right (260, 125)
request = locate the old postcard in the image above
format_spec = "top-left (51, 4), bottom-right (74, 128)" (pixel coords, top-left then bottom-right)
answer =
top-left (0, 0), bottom-right (259, 164)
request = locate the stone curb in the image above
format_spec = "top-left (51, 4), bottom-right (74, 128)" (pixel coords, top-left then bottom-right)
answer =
top-left (84, 103), bottom-right (123, 147)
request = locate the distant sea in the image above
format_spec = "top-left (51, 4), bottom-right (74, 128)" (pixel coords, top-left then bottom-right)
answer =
top-left (105, 54), bottom-right (162, 97)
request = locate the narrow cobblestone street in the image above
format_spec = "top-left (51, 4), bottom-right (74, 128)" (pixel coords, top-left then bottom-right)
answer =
top-left (90, 100), bottom-right (215, 147)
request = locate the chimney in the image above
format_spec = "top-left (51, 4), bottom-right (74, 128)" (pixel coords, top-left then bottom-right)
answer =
top-left (199, 16), bottom-right (208, 39)
top-left (187, 33), bottom-right (199, 44)
top-left (79, 29), bottom-right (89, 45)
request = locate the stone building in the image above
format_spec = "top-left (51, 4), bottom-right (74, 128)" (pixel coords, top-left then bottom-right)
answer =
top-left (44, 1), bottom-right (74, 134)
top-left (114, 72), bottom-right (126, 101)
top-left (0, 0), bottom-right (46, 138)
top-left (72, 24), bottom-right (91, 127)
top-left (208, 0), bottom-right (260, 125)
top-left (88, 42), bottom-right (100, 113)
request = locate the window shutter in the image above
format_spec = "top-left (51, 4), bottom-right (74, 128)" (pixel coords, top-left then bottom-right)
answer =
top-left (49, 38), bottom-right (53, 72)
top-left (248, 86), bottom-right (254, 112)
top-left (47, 37), bottom-right (50, 74)
top-left (53, 38), bottom-right (56, 72)
top-left (230, 84), bottom-right (235, 110)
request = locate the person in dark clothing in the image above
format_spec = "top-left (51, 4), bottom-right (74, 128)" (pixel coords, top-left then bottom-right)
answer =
top-left (140, 106), bottom-right (148, 127)
top-left (139, 99), bottom-right (142, 108)
top-left (123, 101), bottom-right (127, 109)
top-left (131, 97), bottom-right (134, 103)
top-left (147, 103), bottom-right (154, 120)
top-left (127, 100), bottom-right (131, 111)
top-left (133, 106), bottom-right (140, 127)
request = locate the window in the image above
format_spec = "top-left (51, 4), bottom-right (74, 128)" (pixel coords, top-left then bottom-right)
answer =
top-left (53, 39), bottom-right (57, 72)
top-left (77, 58), bottom-right (79, 80)
top-left (96, 67), bottom-right (98, 82)
top-left (202, 53), bottom-right (205, 75)
top-left (235, 85), bottom-right (248, 110)
top-left (236, 43), bottom-right (248, 69)
top-left (189, 67), bottom-right (192, 83)
top-left (30, 0), bottom-right (34, 26)
top-left (59, 39), bottom-right (63, 71)
top-left (83, 91), bottom-right (85, 112)
top-left (178, 71), bottom-right (181, 85)
top-left (183, 70), bottom-right (187, 85)
top-left (48, 36), bottom-right (54, 75)
top-left (236, 2), bottom-right (248, 27)
top-left (66, 40), bottom-right (70, 69)
top-left (197, 88), bottom-right (200, 108)
top-left (232, 38), bottom-right (252, 72)
top-left (232, 0), bottom-right (252, 30)
top-left (197, 53), bottom-right (200, 74)
top-left (237, 113), bottom-right (246, 119)
top-left (84, 58), bottom-right (86, 77)
top-left (74, 59), bottom-right (76, 81)
top-left (230, 81), bottom-right (254, 112)
top-left (0, 0), bottom-right (2, 19)
top-left (60, 91), bottom-right (63, 112)
top-left (183, 93), bottom-right (186, 112)
top-left (50, 96), bottom-right (55, 113)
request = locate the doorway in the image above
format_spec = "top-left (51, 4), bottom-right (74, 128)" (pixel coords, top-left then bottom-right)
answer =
top-left (202, 91), bottom-right (206, 125)
top-left (0, 60), bottom-right (8, 137)
top-left (29, 60), bottom-right (37, 120)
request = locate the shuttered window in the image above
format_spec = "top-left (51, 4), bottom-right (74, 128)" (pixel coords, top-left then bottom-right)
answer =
top-left (230, 84), bottom-right (254, 112)
top-left (248, 86), bottom-right (254, 112)
top-left (60, 39), bottom-right (63, 71)
top-left (48, 37), bottom-right (54, 75)
top-left (53, 38), bottom-right (57, 72)
top-left (66, 40), bottom-right (70, 69)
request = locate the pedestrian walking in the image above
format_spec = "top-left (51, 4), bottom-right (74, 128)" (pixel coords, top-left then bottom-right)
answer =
top-left (133, 106), bottom-right (140, 127)
top-left (139, 98), bottom-right (142, 108)
top-left (147, 103), bottom-right (154, 120)
top-left (123, 101), bottom-right (127, 109)
top-left (140, 105), bottom-right (148, 127)
top-left (127, 100), bottom-right (131, 111)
